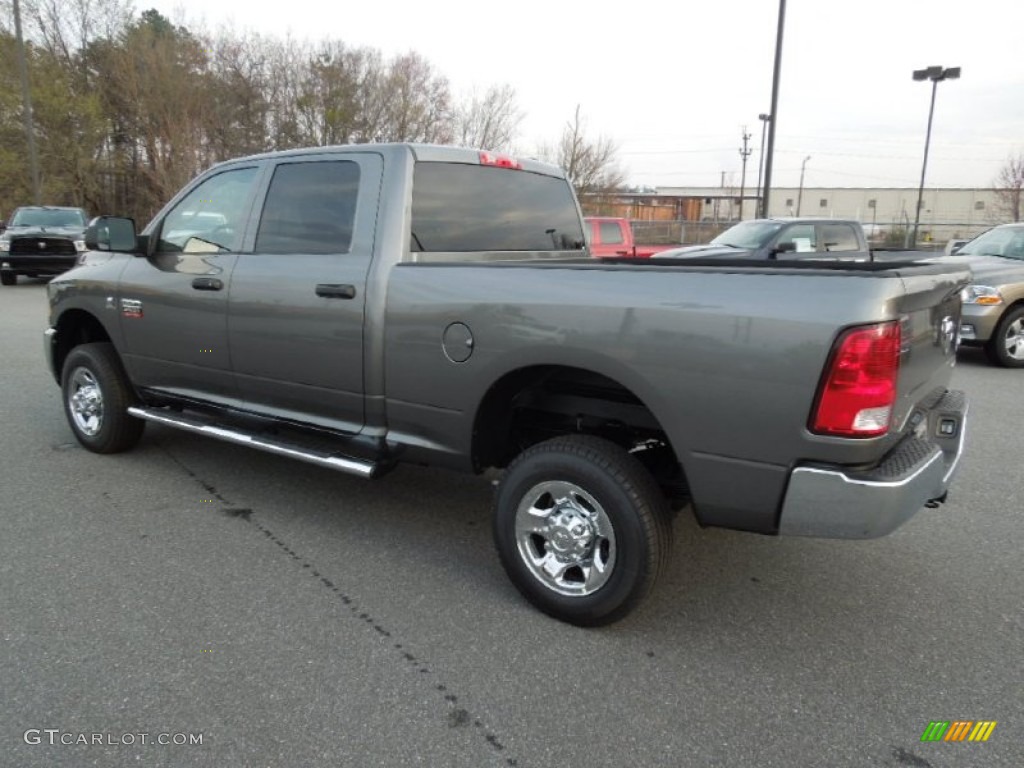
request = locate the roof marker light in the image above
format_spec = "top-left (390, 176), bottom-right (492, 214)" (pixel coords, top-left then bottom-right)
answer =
top-left (479, 151), bottom-right (522, 170)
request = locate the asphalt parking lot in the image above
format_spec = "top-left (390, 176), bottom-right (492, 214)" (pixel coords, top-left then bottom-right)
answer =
top-left (1, 280), bottom-right (1021, 768)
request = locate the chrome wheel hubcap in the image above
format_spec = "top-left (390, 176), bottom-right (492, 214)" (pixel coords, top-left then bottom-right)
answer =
top-left (1005, 318), bottom-right (1024, 360)
top-left (68, 367), bottom-right (104, 436)
top-left (515, 480), bottom-right (616, 596)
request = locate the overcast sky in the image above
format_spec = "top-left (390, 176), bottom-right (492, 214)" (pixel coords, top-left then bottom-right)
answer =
top-left (137, 0), bottom-right (1023, 190)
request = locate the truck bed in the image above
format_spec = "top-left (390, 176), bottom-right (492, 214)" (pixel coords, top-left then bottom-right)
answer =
top-left (384, 256), bottom-right (969, 531)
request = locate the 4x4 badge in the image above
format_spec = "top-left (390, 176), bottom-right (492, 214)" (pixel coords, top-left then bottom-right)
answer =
top-left (121, 298), bottom-right (143, 319)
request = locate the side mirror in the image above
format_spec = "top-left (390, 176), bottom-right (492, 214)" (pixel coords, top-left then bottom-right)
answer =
top-left (85, 216), bottom-right (138, 252)
top-left (773, 241), bottom-right (797, 255)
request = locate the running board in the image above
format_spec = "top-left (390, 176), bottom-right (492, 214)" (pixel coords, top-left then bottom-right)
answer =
top-left (127, 406), bottom-right (379, 479)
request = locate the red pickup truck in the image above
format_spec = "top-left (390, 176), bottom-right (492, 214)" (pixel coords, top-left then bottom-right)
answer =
top-left (584, 217), bottom-right (681, 258)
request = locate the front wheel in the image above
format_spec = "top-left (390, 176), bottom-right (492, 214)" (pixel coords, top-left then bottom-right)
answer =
top-left (61, 342), bottom-right (145, 453)
top-left (493, 435), bottom-right (672, 626)
top-left (985, 306), bottom-right (1024, 368)
top-left (0, 272), bottom-right (15, 286)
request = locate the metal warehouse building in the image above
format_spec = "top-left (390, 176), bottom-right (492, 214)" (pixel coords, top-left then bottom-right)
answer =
top-left (583, 187), bottom-right (1010, 246)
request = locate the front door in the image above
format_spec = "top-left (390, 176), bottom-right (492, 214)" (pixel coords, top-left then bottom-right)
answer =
top-left (227, 153), bottom-right (383, 434)
top-left (119, 165), bottom-right (262, 404)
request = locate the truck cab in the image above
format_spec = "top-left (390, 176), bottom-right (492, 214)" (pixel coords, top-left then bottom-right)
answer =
top-left (584, 217), bottom-right (679, 258)
top-left (655, 218), bottom-right (871, 261)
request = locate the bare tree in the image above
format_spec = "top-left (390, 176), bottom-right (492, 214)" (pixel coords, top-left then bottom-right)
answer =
top-left (546, 105), bottom-right (624, 194)
top-left (994, 152), bottom-right (1024, 222)
top-left (19, 0), bottom-right (132, 69)
top-left (292, 41), bottom-right (382, 147)
top-left (205, 31), bottom-right (273, 158)
top-left (378, 52), bottom-right (453, 144)
top-left (454, 84), bottom-right (522, 151)
top-left (94, 10), bottom-right (213, 217)
top-left (0, 8), bottom-right (542, 222)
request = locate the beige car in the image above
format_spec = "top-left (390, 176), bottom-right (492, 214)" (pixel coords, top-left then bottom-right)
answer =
top-left (955, 223), bottom-right (1024, 367)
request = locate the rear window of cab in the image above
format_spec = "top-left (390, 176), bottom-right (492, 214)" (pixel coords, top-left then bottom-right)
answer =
top-left (410, 163), bottom-right (584, 253)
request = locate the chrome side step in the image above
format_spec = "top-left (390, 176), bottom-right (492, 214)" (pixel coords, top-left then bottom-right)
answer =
top-left (127, 406), bottom-right (378, 478)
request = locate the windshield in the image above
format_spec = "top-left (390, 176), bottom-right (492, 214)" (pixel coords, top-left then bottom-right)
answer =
top-left (10, 208), bottom-right (87, 228)
top-left (710, 221), bottom-right (784, 248)
top-left (957, 226), bottom-right (1024, 260)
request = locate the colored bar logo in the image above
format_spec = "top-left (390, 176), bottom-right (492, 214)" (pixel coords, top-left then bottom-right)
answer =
top-left (921, 721), bottom-right (997, 742)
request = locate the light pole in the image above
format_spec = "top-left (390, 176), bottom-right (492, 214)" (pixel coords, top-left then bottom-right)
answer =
top-left (755, 113), bottom-right (770, 217)
top-left (911, 65), bottom-right (960, 246)
top-left (796, 155), bottom-right (811, 216)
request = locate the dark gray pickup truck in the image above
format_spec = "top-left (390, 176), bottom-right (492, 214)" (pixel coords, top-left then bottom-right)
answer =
top-left (45, 144), bottom-right (970, 625)
top-left (654, 217), bottom-right (932, 263)
top-left (655, 217), bottom-right (873, 260)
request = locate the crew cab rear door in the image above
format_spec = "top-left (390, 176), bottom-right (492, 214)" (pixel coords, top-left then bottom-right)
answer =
top-left (819, 221), bottom-right (869, 260)
top-left (769, 222), bottom-right (869, 260)
top-left (227, 152), bottom-right (383, 434)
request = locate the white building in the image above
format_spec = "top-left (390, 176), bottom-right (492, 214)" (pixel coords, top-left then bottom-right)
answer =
top-left (656, 186), bottom-right (1005, 242)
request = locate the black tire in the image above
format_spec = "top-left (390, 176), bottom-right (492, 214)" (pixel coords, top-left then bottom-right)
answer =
top-left (61, 342), bottom-right (145, 453)
top-left (493, 435), bottom-right (672, 626)
top-left (0, 272), bottom-right (15, 286)
top-left (984, 305), bottom-right (1024, 368)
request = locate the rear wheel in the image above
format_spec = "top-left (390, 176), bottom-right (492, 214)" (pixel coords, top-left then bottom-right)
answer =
top-left (493, 435), bottom-right (672, 626)
top-left (61, 342), bottom-right (145, 453)
top-left (0, 272), bottom-right (15, 286)
top-left (985, 306), bottom-right (1024, 368)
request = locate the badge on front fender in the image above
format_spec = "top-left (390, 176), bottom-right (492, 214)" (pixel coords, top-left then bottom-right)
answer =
top-left (121, 298), bottom-right (143, 319)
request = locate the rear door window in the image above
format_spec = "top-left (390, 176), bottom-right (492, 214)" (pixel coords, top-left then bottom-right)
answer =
top-left (255, 161), bottom-right (361, 254)
top-left (411, 163), bottom-right (584, 252)
top-left (821, 223), bottom-right (861, 252)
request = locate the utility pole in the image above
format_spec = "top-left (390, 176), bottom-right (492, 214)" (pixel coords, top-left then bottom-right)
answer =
top-left (796, 155), bottom-right (811, 216)
top-left (761, 0), bottom-right (787, 218)
top-left (738, 128), bottom-right (752, 221)
top-left (714, 170), bottom-right (725, 224)
top-left (13, 0), bottom-right (42, 204)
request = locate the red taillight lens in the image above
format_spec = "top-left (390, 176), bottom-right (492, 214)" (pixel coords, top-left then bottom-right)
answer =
top-left (479, 151), bottom-right (522, 169)
top-left (811, 321), bottom-right (901, 437)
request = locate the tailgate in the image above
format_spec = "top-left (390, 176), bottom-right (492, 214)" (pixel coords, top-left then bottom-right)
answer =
top-left (779, 263), bottom-right (971, 539)
top-left (889, 267), bottom-right (970, 438)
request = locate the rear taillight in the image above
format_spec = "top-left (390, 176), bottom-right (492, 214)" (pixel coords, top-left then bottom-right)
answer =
top-left (811, 321), bottom-right (901, 437)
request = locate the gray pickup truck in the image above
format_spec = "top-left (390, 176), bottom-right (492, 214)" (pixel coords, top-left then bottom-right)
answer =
top-left (45, 144), bottom-right (970, 625)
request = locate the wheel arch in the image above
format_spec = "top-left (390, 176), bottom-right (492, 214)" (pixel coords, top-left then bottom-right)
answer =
top-left (51, 308), bottom-right (116, 383)
top-left (998, 297), bottom-right (1024, 317)
top-left (986, 299), bottom-right (1024, 365)
top-left (470, 363), bottom-right (690, 507)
